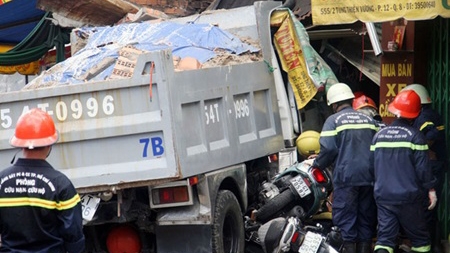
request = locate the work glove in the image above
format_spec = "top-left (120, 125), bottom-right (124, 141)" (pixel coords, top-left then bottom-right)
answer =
top-left (428, 189), bottom-right (437, 210)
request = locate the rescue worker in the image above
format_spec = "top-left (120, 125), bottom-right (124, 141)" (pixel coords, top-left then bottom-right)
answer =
top-left (369, 89), bottom-right (437, 253)
top-left (311, 82), bottom-right (378, 253)
top-left (352, 94), bottom-right (386, 128)
top-left (0, 108), bottom-right (85, 253)
top-left (401, 83), bottom-right (447, 253)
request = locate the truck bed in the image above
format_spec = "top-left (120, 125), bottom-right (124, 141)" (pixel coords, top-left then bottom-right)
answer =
top-left (0, 4), bottom-right (285, 193)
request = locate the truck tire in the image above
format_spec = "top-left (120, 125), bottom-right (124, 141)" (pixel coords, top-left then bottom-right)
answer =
top-left (212, 190), bottom-right (245, 253)
top-left (255, 189), bottom-right (296, 222)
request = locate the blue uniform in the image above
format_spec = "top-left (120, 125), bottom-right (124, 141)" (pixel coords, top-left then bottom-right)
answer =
top-left (370, 118), bottom-right (436, 252)
top-left (0, 159), bottom-right (85, 253)
top-left (412, 104), bottom-right (447, 252)
top-left (313, 107), bottom-right (378, 187)
top-left (313, 106), bottom-right (378, 243)
top-left (413, 104), bottom-right (447, 191)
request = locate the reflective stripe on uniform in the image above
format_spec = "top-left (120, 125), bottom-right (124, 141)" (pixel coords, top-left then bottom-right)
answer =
top-left (0, 194), bottom-right (80, 210)
top-left (320, 124), bottom-right (379, 137)
top-left (374, 245), bottom-right (394, 253)
top-left (411, 245), bottom-right (431, 252)
top-left (419, 121), bottom-right (434, 131)
top-left (436, 125), bottom-right (445, 131)
top-left (370, 142), bottom-right (428, 151)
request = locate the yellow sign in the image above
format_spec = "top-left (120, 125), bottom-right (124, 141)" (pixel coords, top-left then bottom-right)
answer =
top-left (311, 0), bottom-right (450, 25)
top-left (271, 11), bottom-right (318, 109)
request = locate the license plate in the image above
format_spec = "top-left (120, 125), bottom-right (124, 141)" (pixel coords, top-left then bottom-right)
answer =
top-left (298, 231), bottom-right (322, 253)
top-left (290, 175), bottom-right (311, 198)
top-left (80, 194), bottom-right (101, 221)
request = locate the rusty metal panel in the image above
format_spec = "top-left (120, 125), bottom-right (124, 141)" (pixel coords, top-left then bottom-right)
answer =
top-left (36, 0), bottom-right (139, 26)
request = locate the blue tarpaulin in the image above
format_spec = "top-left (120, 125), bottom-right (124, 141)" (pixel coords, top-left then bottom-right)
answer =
top-left (29, 21), bottom-right (259, 86)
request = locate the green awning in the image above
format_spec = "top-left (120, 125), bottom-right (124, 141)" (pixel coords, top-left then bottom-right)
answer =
top-left (0, 12), bottom-right (71, 66)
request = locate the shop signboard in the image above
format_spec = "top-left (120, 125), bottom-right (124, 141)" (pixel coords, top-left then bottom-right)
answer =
top-left (379, 53), bottom-right (415, 124)
top-left (311, 0), bottom-right (450, 25)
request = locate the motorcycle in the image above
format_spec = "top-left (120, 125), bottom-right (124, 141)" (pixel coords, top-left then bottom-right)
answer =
top-left (257, 216), bottom-right (342, 253)
top-left (244, 159), bottom-right (342, 253)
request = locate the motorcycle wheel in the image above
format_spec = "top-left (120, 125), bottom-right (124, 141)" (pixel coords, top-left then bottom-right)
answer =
top-left (212, 190), bottom-right (245, 253)
top-left (255, 189), bottom-right (296, 222)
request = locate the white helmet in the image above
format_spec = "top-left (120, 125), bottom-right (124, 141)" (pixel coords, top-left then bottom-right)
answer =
top-left (326, 83), bottom-right (355, 105)
top-left (401, 83), bottom-right (431, 104)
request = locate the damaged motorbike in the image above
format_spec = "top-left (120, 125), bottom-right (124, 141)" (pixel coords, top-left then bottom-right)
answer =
top-left (244, 158), bottom-right (343, 253)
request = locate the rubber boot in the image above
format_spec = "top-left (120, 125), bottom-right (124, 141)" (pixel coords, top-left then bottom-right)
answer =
top-left (342, 242), bottom-right (356, 253)
top-left (357, 242), bottom-right (373, 253)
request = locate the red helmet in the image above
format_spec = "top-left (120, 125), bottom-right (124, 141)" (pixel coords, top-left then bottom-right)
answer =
top-left (9, 108), bottom-right (58, 149)
top-left (352, 95), bottom-right (377, 111)
top-left (106, 225), bottom-right (142, 253)
top-left (388, 90), bottom-right (421, 119)
top-left (353, 91), bottom-right (365, 98)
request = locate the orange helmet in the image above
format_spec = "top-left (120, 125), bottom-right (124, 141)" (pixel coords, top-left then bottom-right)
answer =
top-left (10, 108), bottom-right (58, 149)
top-left (388, 90), bottom-right (421, 119)
top-left (106, 225), bottom-right (142, 253)
top-left (352, 95), bottom-right (377, 111)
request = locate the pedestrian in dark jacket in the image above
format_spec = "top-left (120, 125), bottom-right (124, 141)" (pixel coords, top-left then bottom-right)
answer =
top-left (370, 89), bottom-right (437, 253)
top-left (402, 84), bottom-right (448, 253)
top-left (312, 82), bottom-right (379, 253)
top-left (0, 108), bottom-right (85, 253)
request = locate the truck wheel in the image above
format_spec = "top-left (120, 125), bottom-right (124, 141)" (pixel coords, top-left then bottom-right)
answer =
top-left (212, 190), bottom-right (244, 253)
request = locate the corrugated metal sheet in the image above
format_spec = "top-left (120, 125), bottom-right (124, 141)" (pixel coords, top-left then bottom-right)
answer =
top-left (326, 42), bottom-right (381, 85)
top-left (36, 0), bottom-right (139, 26)
top-left (322, 23), bottom-right (382, 86)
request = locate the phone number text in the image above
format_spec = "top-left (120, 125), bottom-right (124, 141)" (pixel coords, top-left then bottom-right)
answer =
top-left (319, 2), bottom-right (436, 15)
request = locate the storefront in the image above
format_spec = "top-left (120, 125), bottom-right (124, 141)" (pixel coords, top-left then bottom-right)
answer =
top-left (310, 0), bottom-right (450, 244)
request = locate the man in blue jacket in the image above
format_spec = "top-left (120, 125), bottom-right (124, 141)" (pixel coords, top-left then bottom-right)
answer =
top-left (0, 108), bottom-right (85, 253)
top-left (370, 90), bottom-right (437, 253)
top-left (402, 84), bottom-right (447, 253)
top-left (312, 83), bottom-right (379, 253)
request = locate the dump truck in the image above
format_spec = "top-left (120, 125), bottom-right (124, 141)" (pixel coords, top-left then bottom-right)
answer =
top-left (0, 1), bottom-right (335, 252)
